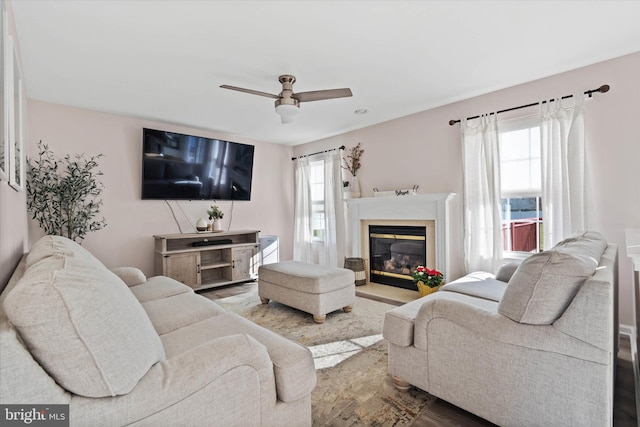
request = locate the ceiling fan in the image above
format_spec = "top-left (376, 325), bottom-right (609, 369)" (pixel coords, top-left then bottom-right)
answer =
top-left (220, 75), bottom-right (353, 124)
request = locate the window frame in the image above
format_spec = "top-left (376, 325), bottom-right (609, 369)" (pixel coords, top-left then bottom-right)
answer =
top-left (498, 115), bottom-right (544, 256)
top-left (308, 158), bottom-right (326, 243)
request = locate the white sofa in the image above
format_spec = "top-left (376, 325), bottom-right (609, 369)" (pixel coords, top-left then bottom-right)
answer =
top-left (383, 231), bottom-right (618, 426)
top-left (0, 235), bottom-right (316, 426)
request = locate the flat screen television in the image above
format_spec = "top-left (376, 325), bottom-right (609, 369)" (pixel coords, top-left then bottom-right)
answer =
top-left (142, 128), bottom-right (255, 200)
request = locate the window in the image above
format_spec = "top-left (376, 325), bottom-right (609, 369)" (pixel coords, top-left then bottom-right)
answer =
top-left (309, 160), bottom-right (325, 241)
top-left (499, 117), bottom-right (544, 253)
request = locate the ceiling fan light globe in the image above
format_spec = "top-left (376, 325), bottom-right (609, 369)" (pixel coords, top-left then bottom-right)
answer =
top-left (275, 103), bottom-right (299, 124)
top-left (280, 115), bottom-right (294, 124)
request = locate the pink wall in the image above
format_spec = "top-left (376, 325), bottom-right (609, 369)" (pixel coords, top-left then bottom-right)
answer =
top-left (25, 101), bottom-right (295, 275)
top-left (293, 52), bottom-right (640, 327)
top-left (0, 0), bottom-right (28, 289)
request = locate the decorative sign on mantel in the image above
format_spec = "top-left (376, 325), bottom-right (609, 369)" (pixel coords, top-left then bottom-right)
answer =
top-left (373, 185), bottom-right (419, 197)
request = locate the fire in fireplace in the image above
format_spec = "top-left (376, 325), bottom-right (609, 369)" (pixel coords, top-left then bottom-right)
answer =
top-left (369, 225), bottom-right (426, 290)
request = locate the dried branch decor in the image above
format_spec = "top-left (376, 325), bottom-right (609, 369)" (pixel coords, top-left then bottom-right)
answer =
top-left (26, 141), bottom-right (107, 242)
top-left (342, 143), bottom-right (364, 177)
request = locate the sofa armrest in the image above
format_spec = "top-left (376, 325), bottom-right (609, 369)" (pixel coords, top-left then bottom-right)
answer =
top-left (413, 292), bottom-right (608, 364)
top-left (383, 298), bottom-right (424, 347)
top-left (71, 334), bottom-right (277, 426)
top-left (110, 267), bottom-right (147, 287)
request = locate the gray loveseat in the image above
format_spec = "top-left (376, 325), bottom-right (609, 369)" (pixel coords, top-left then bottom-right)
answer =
top-left (383, 231), bottom-right (618, 426)
top-left (1, 236), bottom-right (316, 426)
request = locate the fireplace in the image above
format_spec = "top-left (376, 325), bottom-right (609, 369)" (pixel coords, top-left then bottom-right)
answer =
top-left (369, 225), bottom-right (426, 290)
top-left (345, 193), bottom-right (455, 290)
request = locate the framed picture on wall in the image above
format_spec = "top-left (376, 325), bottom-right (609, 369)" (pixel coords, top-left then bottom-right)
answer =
top-left (8, 35), bottom-right (23, 191)
top-left (0, 1), bottom-right (7, 182)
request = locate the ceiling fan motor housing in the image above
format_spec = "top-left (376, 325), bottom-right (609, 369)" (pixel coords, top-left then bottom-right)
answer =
top-left (277, 75), bottom-right (299, 106)
top-left (279, 74), bottom-right (296, 86)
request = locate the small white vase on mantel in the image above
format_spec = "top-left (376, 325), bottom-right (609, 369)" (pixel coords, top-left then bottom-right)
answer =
top-left (213, 219), bottom-right (223, 231)
top-left (350, 176), bottom-right (361, 198)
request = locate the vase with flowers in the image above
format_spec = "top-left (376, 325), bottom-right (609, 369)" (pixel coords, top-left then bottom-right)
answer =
top-left (342, 143), bottom-right (364, 198)
top-left (412, 265), bottom-right (445, 297)
top-left (207, 204), bottom-right (224, 231)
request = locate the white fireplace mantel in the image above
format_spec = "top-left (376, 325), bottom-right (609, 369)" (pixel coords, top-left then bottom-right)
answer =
top-left (345, 193), bottom-right (455, 280)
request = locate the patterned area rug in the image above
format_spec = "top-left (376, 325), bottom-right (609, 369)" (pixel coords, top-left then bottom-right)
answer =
top-left (212, 289), bottom-right (436, 426)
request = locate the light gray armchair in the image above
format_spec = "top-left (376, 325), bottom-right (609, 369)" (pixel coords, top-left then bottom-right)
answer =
top-left (383, 231), bottom-right (618, 426)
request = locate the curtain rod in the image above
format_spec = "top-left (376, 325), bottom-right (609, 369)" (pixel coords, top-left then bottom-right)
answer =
top-left (291, 145), bottom-right (345, 161)
top-left (448, 84), bottom-right (610, 126)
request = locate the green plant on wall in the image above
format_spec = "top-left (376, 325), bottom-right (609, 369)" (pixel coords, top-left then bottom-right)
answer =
top-left (26, 141), bottom-right (107, 242)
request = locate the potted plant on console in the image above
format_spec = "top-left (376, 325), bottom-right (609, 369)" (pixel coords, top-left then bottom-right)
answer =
top-left (413, 266), bottom-right (444, 297)
top-left (207, 204), bottom-right (224, 231)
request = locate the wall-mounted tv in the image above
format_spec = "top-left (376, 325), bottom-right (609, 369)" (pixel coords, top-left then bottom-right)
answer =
top-left (142, 128), bottom-right (255, 201)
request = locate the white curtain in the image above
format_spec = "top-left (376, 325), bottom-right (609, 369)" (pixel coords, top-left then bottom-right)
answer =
top-left (461, 114), bottom-right (503, 273)
top-left (540, 94), bottom-right (591, 247)
top-left (293, 150), bottom-right (345, 267)
top-left (320, 150), bottom-right (346, 266)
top-left (293, 156), bottom-right (313, 263)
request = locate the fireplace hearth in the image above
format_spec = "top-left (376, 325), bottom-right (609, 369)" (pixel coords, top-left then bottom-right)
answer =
top-left (369, 225), bottom-right (426, 290)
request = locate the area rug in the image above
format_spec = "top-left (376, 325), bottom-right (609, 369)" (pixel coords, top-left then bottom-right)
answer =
top-left (211, 288), bottom-right (437, 426)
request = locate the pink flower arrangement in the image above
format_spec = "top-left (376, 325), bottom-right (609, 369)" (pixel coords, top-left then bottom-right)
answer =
top-left (412, 266), bottom-right (444, 288)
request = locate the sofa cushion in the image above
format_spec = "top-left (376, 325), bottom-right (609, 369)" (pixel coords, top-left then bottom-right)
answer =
top-left (4, 250), bottom-right (165, 398)
top-left (25, 235), bottom-right (105, 270)
top-left (495, 262), bottom-right (520, 283)
top-left (498, 249), bottom-right (598, 325)
top-left (130, 276), bottom-right (193, 303)
top-left (441, 271), bottom-right (507, 302)
top-left (141, 292), bottom-right (227, 335)
top-left (553, 230), bottom-right (607, 261)
top-left (110, 267), bottom-right (147, 287)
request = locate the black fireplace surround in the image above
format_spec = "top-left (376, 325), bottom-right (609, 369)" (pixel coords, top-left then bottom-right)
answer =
top-left (369, 225), bottom-right (426, 290)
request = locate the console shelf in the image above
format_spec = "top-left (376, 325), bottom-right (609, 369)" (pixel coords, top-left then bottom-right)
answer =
top-left (201, 262), bottom-right (231, 270)
top-left (154, 230), bottom-right (259, 291)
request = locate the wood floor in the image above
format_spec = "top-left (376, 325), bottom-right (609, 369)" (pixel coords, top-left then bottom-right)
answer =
top-left (200, 282), bottom-right (638, 426)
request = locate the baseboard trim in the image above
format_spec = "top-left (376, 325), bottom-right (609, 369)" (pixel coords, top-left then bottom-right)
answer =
top-left (620, 324), bottom-right (640, 423)
top-left (620, 324), bottom-right (635, 337)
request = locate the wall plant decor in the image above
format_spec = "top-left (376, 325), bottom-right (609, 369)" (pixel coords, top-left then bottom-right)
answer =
top-left (26, 141), bottom-right (107, 242)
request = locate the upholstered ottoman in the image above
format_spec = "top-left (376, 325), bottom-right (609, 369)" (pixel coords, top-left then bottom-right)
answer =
top-left (258, 261), bottom-right (355, 323)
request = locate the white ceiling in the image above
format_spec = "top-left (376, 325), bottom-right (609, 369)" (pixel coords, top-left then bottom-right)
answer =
top-left (11, 1), bottom-right (640, 146)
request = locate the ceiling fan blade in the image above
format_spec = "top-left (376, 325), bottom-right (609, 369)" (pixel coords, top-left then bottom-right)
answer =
top-left (220, 85), bottom-right (280, 100)
top-left (293, 88), bottom-right (353, 103)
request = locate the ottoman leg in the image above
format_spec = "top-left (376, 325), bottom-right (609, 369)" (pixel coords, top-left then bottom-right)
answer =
top-left (313, 314), bottom-right (326, 324)
top-left (343, 305), bottom-right (353, 313)
top-left (260, 296), bottom-right (270, 304)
